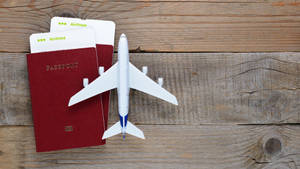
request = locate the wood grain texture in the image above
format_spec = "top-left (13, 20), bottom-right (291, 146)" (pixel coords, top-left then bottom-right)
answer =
top-left (0, 0), bottom-right (300, 52)
top-left (0, 53), bottom-right (299, 125)
top-left (0, 125), bottom-right (300, 169)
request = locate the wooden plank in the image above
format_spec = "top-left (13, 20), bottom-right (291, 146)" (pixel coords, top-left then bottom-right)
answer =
top-left (0, 125), bottom-right (299, 169)
top-left (0, 0), bottom-right (300, 52)
top-left (0, 53), bottom-right (299, 125)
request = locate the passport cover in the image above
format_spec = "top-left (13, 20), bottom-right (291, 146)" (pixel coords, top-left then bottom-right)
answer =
top-left (27, 47), bottom-right (105, 152)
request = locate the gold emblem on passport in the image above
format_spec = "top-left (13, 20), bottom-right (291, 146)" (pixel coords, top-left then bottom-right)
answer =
top-left (64, 125), bottom-right (73, 132)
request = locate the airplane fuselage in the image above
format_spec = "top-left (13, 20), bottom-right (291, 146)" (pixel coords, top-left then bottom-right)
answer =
top-left (117, 34), bottom-right (129, 138)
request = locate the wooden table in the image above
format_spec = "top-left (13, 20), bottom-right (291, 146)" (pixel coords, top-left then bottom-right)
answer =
top-left (0, 1), bottom-right (300, 168)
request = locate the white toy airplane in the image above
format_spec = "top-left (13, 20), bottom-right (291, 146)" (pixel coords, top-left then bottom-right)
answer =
top-left (68, 34), bottom-right (178, 140)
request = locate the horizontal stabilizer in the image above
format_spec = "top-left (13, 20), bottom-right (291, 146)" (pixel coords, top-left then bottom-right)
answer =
top-left (102, 121), bottom-right (121, 139)
top-left (126, 121), bottom-right (145, 139)
top-left (102, 121), bottom-right (145, 140)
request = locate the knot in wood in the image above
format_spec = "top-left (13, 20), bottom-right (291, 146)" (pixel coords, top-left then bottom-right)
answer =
top-left (52, 8), bottom-right (77, 18)
top-left (59, 12), bottom-right (76, 18)
top-left (264, 138), bottom-right (282, 156)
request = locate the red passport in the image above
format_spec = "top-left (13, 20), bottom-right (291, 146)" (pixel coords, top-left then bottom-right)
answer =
top-left (50, 17), bottom-right (116, 130)
top-left (27, 47), bottom-right (105, 152)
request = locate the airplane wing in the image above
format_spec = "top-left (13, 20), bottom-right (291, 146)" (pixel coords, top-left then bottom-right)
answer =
top-left (129, 62), bottom-right (178, 105)
top-left (68, 62), bottom-right (119, 106)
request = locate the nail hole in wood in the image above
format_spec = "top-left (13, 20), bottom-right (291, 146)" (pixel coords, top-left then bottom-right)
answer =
top-left (264, 138), bottom-right (282, 155)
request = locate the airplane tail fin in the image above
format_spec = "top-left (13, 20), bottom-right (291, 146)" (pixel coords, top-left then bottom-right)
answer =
top-left (102, 121), bottom-right (145, 140)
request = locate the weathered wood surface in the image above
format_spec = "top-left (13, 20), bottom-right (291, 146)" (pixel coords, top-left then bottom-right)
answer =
top-left (1, 0), bottom-right (300, 52)
top-left (1, 0), bottom-right (300, 168)
top-left (0, 125), bottom-right (300, 169)
top-left (0, 53), bottom-right (299, 125)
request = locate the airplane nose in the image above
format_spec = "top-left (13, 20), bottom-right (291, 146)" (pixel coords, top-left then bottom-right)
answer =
top-left (120, 33), bottom-right (126, 38)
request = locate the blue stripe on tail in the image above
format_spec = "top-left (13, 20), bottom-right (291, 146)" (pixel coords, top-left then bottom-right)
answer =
top-left (119, 114), bottom-right (128, 127)
top-left (119, 115), bottom-right (123, 127)
top-left (124, 114), bottom-right (128, 127)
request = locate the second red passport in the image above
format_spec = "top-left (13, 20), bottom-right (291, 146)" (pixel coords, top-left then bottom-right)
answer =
top-left (27, 48), bottom-right (105, 152)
